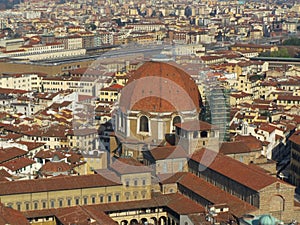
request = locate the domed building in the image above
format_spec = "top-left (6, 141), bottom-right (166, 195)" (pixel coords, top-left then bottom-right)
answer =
top-left (114, 60), bottom-right (202, 159)
top-left (258, 215), bottom-right (276, 225)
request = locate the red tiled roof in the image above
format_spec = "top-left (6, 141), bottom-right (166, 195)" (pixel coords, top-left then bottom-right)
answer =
top-left (16, 141), bottom-right (45, 150)
top-left (0, 169), bottom-right (12, 178)
top-left (277, 94), bottom-right (300, 101)
top-left (201, 55), bottom-right (223, 61)
top-left (258, 123), bottom-right (276, 133)
top-left (24, 193), bottom-right (204, 223)
top-left (149, 145), bottom-right (187, 160)
top-left (0, 147), bottom-right (27, 163)
top-left (175, 120), bottom-right (213, 131)
top-left (0, 174), bottom-right (121, 195)
top-left (220, 141), bottom-right (256, 155)
top-left (54, 206), bottom-right (115, 225)
top-left (101, 83), bottom-right (123, 91)
top-left (290, 130), bottom-right (300, 146)
top-left (34, 150), bottom-right (65, 160)
top-left (166, 192), bottom-right (205, 215)
top-left (0, 133), bottom-right (23, 140)
top-left (0, 203), bottom-right (30, 225)
top-left (0, 157), bottom-right (35, 171)
top-left (170, 172), bottom-right (257, 217)
top-left (234, 135), bottom-right (263, 151)
top-left (190, 148), bottom-right (286, 191)
top-left (110, 157), bottom-right (152, 174)
top-left (40, 161), bottom-right (71, 173)
top-left (230, 92), bottom-right (252, 99)
top-left (0, 88), bottom-right (28, 95)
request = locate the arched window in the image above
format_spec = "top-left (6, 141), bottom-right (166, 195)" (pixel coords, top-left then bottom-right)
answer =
top-left (139, 116), bottom-right (149, 132)
top-left (172, 116), bottom-right (181, 132)
top-left (270, 195), bottom-right (284, 212)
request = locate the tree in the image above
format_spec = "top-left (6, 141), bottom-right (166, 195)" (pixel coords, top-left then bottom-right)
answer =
top-left (259, 48), bottom-right (292, 58)
top-left (86, 23), bottom-right (97, 31)
top-left (283, 37), bottom-right (300, 46)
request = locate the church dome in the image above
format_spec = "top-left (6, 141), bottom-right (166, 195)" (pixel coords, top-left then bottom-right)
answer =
top-left (258, 215), bottom-right (276, 225)
top-left (119, 61), bottom-right (201, 113)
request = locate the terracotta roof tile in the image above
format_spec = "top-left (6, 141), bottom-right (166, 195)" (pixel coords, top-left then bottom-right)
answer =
top-left (40, 161), bottom-right (72, 173)
top-left (190, 148), bottom-right (286, 191)
top-left (173, 172), bottom-right (257, 217)
top-left (24, 193), bottom-right (204, 223)
top-left (175, 120), bottom-right (213, 131)
top-left (0, 133), bottom-right (23, 141)
top-left (0, 174), bottom-right (121, 195)
top-left (0, 203), bottom-right (30, 225)
top-left (34, 150), bottom-right (65, 160)
top-left (233, 135), bottom-right (263, 151)
top-left (220, 141), bottom-right (255, 155)
top-left (258, 123), bottom-right (276, 133)
top-left (0, 147), bottom-right (27, 163)
top-left (290, 130), bottom-right (300, 146)
top-left (148, 145), bottom-right (187, 160)
top-left (0, 157), bottom-right (35, 172)
top-left (110, 157), bottom-right (152, 174)
top-left (16, 141), bottom-right (45, 150)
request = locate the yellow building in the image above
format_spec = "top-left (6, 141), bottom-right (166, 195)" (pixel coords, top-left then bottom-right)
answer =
top-left (230, 92), bottom-right (252, 106)
top-left (66, 128), bottom-right (98, 151)
top-left (99, 83), bottom-right (123, 102)
top-left (0, 163), bottom-right (152, 212)
top-left (231, 43), bottom-right (278, 53)
top-left (0, 174), bottom-right (123, 211)
top-left (81, 149), bottom-right (108, 173)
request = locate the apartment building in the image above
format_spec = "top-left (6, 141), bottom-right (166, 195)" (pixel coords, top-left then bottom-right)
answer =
top-left (41, 76), bottom-right (96, 96)
top-left (0, 73), bottom-right (42, 92)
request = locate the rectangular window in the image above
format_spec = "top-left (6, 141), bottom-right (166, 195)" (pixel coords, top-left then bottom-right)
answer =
top-left (42, 201), bottom-right (47, 209)
top-left (59, 199), bottom-right (63, 207)
top-left (34, 202), bottom-right (38, 210)
top-left (178, 161), bottom-right (183, 172)
top-left (91, 196), bottom-right (95, 204)
top-left (116, 194), bottom-right (120, 202)
top-left (50, 200), bottom-right (55, 208)
top-left (83, 197), bottom-right (88, 205)
top-left (67, 199), bottom-right (71, 206)
top-left (108, 195), bottom-right (112, 202)
top-left (26, 203), bottom-right (30, 211)
top-left (100, 195), bottom-right (104, 203)
top-left (163, 163), bottom-right (167, 173)
top-left (75, 198), bottom-right (80, 205)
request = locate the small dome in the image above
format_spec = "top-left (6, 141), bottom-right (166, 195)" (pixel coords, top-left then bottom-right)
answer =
top-left (259, 215), bottom-right (276, 225)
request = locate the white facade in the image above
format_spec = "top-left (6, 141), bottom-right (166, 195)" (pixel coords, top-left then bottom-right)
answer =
top-left (0, 73), bottom-right (41, 91)
top-left (5, 49), bottom-right (86, 61)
